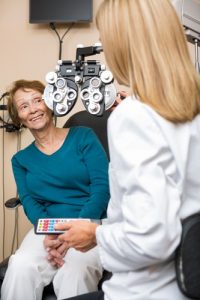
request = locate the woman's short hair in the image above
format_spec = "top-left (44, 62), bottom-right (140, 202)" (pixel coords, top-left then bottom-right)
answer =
top-left (96, 0), bottom-right (200, 123)
top-left (7, 80), bottom-right (45, 127)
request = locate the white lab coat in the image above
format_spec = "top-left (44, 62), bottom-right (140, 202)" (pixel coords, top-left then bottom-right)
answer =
top-left (96, 96), bottom-right (200, 300)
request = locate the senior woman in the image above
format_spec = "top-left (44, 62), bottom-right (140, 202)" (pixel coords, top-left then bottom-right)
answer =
top-left (1, 79), bottom-right (110, 300)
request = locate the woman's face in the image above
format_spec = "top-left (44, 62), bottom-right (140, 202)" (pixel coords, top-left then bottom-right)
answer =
top-left (14, 88), bottom-right (53, 131)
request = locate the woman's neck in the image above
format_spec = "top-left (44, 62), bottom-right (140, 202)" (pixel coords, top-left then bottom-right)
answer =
top-left (33, 126), bottom-right (69, 154)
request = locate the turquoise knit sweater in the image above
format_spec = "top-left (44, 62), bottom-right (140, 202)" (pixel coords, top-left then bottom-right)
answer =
top-left (12, 127), bottom-right (110, 225)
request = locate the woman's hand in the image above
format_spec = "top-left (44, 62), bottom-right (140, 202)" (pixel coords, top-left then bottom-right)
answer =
top-left (55, 220), bottom-right (99, 252)
top-left (44, 234), bottom-right (62, 250)
top-left (44, 235), bottom-right (68, 268)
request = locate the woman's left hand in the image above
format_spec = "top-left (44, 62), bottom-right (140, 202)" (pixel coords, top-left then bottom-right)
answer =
top-left (44, 234), bottom-right (62, 250)
top-left (44, 235), bottom-right (68, 268)
top-left (55, 220), bottom-right (99, 252)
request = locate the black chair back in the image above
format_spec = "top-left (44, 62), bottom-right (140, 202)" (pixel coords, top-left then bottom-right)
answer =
top-left (64, 110), bottom-right (111, 159)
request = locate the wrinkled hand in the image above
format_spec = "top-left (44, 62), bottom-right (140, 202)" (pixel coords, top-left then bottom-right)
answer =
top-left (110, 90), bottom-right (127, 111)
top-left (55, 220), bottom-right (99, 252)
top-left (44, 235), bottom-right (69, 268)
top-left (44, 234), bottom-right (61, 250)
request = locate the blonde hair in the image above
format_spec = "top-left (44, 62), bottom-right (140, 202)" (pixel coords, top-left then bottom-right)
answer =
top-left (96, 0), bottom-right (200, 123)
top-left (7, 80), bottom-right (45, 127)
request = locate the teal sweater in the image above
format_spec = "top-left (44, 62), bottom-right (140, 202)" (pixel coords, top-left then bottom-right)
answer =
top-left (12, 127), bottom-right (110, 225)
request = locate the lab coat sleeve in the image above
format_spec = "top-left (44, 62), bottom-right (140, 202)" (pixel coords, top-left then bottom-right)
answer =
top-left (96, 99), bottom-right (182, 273)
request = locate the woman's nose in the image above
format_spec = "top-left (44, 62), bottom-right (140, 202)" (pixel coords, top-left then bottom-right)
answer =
top-left (29, 102), bottom-right (38, 113)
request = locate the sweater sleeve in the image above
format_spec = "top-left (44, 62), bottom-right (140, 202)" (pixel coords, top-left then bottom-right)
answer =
top-left (12, 155), bottom-right (48, 225)
top-left (96, 99), bottom-right (182, 272)
top-left (78, 128), bottom-right (110, 219)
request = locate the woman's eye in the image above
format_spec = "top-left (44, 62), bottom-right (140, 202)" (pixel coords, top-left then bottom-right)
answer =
top-left (20, 105), bottom-right (28, 111)
top-left (35, 98), bottom-right (42, 104)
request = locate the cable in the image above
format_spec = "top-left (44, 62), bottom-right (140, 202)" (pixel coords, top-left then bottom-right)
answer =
top-left (1, 92), bottom-right (8, 259)
top-left (0, 93), bottom-right (20, 132)
top-left (10, 131), bottom-right (21, 253)
top-left (0, 92), bottom-right (8, 111)
top-left (16, 131), bottom-right (21, 249)
top-left (2, 97), bottom-right (6, 259)
top-left (49, 22), bottom-right (75, 60)
top-left (0, 92), bottom-right (21, 256)
top-left (0, 92), bottom-right (9, 100)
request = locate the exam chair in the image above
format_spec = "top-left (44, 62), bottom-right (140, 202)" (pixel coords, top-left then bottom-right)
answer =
top-left (0, 110), bottom-right (112, 300)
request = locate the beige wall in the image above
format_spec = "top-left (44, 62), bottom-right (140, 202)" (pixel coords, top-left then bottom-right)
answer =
top-left (0, 0), bottom-right (197, 262)
top-left (0, 0), bottom-right (106, 261)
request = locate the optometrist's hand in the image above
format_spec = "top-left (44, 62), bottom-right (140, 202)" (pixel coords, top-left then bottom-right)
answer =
top-left (110, 90), bottom-right (127, 111)
top-left (55, 220), bottom-right (99, 253)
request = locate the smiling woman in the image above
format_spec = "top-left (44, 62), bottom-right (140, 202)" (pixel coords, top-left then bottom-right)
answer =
top-left (13, 89), bottom-right (53, 133)
top-left (1, 79), bottom-right (110, 300)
